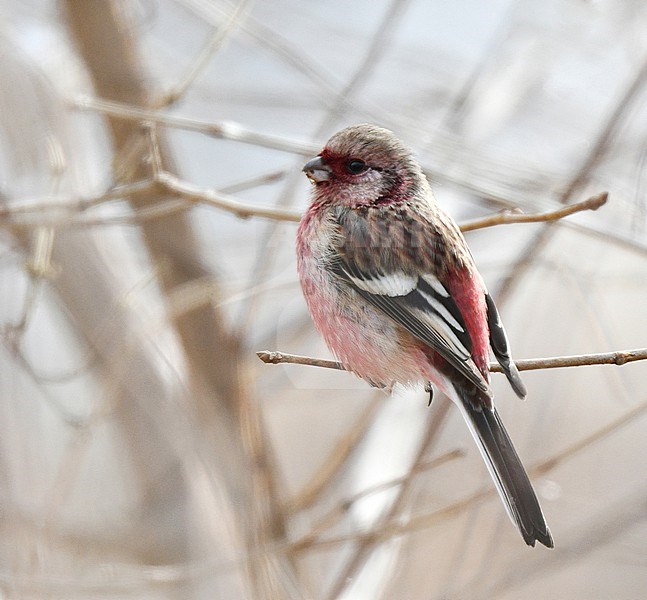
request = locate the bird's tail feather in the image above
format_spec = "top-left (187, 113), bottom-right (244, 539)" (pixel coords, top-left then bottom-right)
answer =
top-left (454, 387), bottom-right (553, 548)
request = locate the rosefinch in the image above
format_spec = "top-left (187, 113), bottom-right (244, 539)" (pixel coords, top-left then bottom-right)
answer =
top-left (296, 124), bottom-right (553, 548)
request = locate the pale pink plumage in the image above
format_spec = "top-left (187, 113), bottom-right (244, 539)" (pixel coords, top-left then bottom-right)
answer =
top-left (297, 200), bottom-right (487, 392)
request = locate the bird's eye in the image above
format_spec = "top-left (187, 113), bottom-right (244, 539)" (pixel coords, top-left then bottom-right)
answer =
top-left (346, 159), bottom-right (367, 174)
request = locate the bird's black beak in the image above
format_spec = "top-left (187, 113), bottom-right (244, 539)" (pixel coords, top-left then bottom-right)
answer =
top-left (302, 156), bottom-right (331, 183)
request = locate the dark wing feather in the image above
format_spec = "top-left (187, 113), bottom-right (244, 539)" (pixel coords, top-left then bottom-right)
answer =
top-left (456, 385), bottom-right (553, 547)
top-left (485, 293), bottom-right (527, 398)
top-left (329, 256), bottom-right (491, 396)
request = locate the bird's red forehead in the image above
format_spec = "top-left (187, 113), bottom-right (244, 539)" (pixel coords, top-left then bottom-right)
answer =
top-left (320, 147), bottom-right (343, 162)
top-left (319, 148), bottom-right (354, 176)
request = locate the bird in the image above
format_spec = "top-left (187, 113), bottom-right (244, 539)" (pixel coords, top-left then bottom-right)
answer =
top-left (296, 123), bottom-right (553, 548)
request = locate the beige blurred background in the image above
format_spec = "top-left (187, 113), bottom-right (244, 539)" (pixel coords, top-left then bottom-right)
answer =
top-left (1, 0), bottom-right (646, 598)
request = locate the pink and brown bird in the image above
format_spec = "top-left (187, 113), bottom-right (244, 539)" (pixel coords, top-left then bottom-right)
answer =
top-left (296, 123), bottom-right (553, 548)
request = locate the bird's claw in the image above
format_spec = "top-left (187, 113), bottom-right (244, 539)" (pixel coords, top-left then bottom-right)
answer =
top-left (425, 382), bottom-right (434, 407)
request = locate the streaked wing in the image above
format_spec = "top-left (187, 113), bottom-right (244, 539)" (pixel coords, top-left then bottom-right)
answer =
top-left (329, 256), bottom-right (491, 396)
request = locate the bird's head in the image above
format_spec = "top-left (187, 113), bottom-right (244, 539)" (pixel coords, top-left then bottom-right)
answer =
top-left (303, 124), bottom-right (425, 208)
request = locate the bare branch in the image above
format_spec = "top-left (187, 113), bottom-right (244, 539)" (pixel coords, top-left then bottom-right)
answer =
top-left (73, 95), bottom-right (319, 156)
top-left (293, 396), bottom-right (647, 552)
top-left (496, 49), bottom-right (647, 307)
top-left (0, 172), bottom-right (299, 229)
top-left (491, 347), bottom-right (647, 371)
top-left (257, 347), bottom-right (647, 373)
top-left (1, 181), bottom-right (606, 234)
top-left (3, 227), bottom-right (55, 337)
top-left (220, 170), bottom-right (287, 194)
top-left (559, 53), bottom-right (647, 202)
top-left (155, 0), bottom-right (255, 108)
top-left (290, 448), bottom-right (464, 552)
top-left (257, 351), bottom-right (344, 371)
top-left (0, 180), bottom-right (153, 220)
top-left (285, 400), bottom-right (383, 514)
top-left (154, 171), bottom-right (302, 222)
top-left (460, 192), bottom-right (608, 232)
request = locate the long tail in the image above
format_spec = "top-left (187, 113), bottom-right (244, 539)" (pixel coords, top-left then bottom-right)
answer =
top-left (455, 387), bottom-right (554, 548)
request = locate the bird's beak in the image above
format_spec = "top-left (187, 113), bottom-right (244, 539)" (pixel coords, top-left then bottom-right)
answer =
top-left (302, 156), bottom-right (331, 183)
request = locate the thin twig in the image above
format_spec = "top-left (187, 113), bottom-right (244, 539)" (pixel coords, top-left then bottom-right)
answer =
top-left (0, 143), bottom-right (609, 231)
top-left (292, 397), bottom-right (647, 553)
top-left (73, 95), bottom-right (319, 156)
top-left (0, 172), bottom-right (301, 229)
top-left (155, 0), bottom-right (255, 107)
top-left (258, 351), bottom-right (344, 371)
top-left (285, 400), bottom-right (383, 514)
top-left (533, 400), bottom-right (647, 476)
top-left (496, 49), bottom-right (647, 306)
top-left (0, 162), bottom-right (608, 254)
top-left (3, 227), bottom-right (56, 341)
top-left (154, 171), bottom-right (302, 221)
top-left (257, 347), bottom-right (647, 373)
top-left (325, 393), bottom-right (450, 600)
top-left (559, 51), bottom-right (647, 202)
top-left (497, 348), bottom-right (647, 371)
top-left (292, 426), bottom-right (465, 552)
top-left (290, 448), bottom-right (463, 552)
top-left (0, 180), bottom-right (154, 220)
top-left (460, 192), bottom-right (608, 232)
top-left (0, 184), bottom-right (607, 237)
top-left (220, 170), bottom-right (287, 194)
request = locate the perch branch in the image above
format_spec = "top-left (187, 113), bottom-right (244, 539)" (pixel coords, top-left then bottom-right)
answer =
top-left (257, 347), bottom-right (647, 373)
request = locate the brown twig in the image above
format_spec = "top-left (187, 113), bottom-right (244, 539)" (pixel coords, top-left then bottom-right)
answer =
top-left (154, 171), bottom-right (302, 222)
top-left (73, 95), bottom-right (319, 156)
top-left (460, 192), bottom-right (608, 232)
top-left (1, 175), bottom-right (606, 231)
top-left (285, 400), bottom-right (383, 514)
top-left (325, 389), bottom-right (450, 600)
top-left (291, 396), bottom-right (647, 553)
top-left (0, 180), bottom-right (154, 219)
top-left (257, 347), bottom-right (647, 373)
top-left (257, 351), bottom-right (344, 371)
top-left (290, 447), bottom-right (463, 552)
top-left (496, 349), bottom-right (647, 371)
top-left (154, 0), bottom-right (254, 108)
top-left (558, 52), bottom-right (647, 203)
top-left (0, 172), bottom-right (301, 229)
